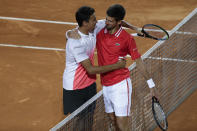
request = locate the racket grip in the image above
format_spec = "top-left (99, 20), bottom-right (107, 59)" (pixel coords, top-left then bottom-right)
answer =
top-left (152, 96), bottom-right (159, 102)
top-left (137, 33), bottom-right (144, 37)
top-left (147, 78), bottom-right (155, 88)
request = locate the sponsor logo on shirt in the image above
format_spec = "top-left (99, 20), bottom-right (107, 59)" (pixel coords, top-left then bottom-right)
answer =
top-left (115, 43), bottom-right (120, 46)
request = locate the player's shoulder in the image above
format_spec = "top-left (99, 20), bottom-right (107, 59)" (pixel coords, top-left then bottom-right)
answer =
top-left (99, 27), bottom-right (106, 32)
top-left (121, 29), bottom-right (134, 39)
top-left (67, 38), bottom-right (80, 43)
top-left (121, 29), bottom-right (130, 35)
top-left (96, 28), bottom-right (105, 35)
top-left (66, 38), bottom-right (83, 49)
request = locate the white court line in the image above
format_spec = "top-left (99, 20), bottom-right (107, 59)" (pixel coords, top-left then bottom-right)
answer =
top-left (147, 56), bottom-right (197, 63)
top-left (0, 43), bottom-right (131, 57)
top-left (0, 43), bottom-right (133, 57)
top-left (132, 30), bottom-right (197, 36)
top-left (0, 16), bottom-right (77, 25)
top-left (0, 16), bottom-right (137, 51)
top-left (0, 16), bottom-right (196, 51)
top-left (0, 43), bottom-right (65, 51)
top-left (1, 16), bottom-right (197, 35)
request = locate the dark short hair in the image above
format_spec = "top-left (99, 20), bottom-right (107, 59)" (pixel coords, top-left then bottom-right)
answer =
top-left (106, 4), bottom-right (126, 21)
top-left (75, 6), bottom-right (95, 27)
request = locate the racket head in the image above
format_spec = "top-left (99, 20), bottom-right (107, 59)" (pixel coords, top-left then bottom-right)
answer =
top-left (152, 96), bottom-right (168, 131)
top-left (141, 24), bottom-right (169, 40)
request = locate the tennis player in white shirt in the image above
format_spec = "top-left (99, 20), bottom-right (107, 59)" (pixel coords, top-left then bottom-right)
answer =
top-left (63, 5), bottom-right (126, 116)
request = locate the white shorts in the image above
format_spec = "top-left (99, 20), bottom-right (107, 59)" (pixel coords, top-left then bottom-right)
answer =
top-left (103, 77), bottom-right (132, 116)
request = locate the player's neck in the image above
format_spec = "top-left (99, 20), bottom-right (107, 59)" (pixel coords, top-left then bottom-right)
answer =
top-left (109, 26), bottom-right (120, 34)
top-left (78, 27), bottom-right (89, 35)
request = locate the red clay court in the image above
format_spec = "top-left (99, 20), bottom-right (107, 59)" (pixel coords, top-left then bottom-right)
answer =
top-left (0, 0), bottom-right (197, 131)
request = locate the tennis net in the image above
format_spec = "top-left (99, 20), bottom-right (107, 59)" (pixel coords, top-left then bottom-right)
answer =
top-left (50, 8), bottom-right (197, 131)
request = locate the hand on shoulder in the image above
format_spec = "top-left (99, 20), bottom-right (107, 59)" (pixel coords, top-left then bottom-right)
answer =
top-left (66, 28), bottom-right (81, 40)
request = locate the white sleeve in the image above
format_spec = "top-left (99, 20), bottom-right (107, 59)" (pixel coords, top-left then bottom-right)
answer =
top-left (94, 19), bottom-right (106, 35)
top-left (67, 39), bottom-right (89, 63)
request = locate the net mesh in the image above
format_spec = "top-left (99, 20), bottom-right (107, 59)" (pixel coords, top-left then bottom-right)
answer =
top-left (50, 8), bottom-right (197, 131)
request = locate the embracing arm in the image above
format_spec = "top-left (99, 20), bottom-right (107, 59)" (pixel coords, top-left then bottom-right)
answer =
top-left (80, 59), bottom-right (126, 75)
top-left (66, 20), bottom-right (141, 39)
top-left (121, 20), bottom-right (142, 34)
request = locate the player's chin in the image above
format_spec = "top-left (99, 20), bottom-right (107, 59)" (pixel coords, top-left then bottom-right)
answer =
top-left (91, 26), bottom-right (96, 32)
top-left (90, 28), bottom-right (95, 33)
top-left (106, 26), bottom-right (112, 31)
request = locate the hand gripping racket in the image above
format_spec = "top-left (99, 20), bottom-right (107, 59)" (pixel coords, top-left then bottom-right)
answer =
top-left (152, 96), bottom-right (168, 131)
top-left (137, 24), bottom-right (169, 41)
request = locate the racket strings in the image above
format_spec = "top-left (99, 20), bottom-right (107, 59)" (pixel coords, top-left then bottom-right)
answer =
top-left (144, 27), bottom-right (168, 39)
top-left (154, 103), bottom-right (167, 129)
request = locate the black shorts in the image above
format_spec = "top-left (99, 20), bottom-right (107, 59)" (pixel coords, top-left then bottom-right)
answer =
top-left (63, 82), bottom-right (97, 115)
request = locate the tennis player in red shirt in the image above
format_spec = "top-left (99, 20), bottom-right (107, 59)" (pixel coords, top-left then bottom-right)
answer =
top-left (96, 4), bottom-right (156, 131)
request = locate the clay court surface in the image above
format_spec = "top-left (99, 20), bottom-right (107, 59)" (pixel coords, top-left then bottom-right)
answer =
top-left (0, 0), bottom-right (197, 131)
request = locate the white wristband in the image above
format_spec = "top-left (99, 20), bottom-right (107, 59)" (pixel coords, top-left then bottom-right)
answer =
top-left (118, 56), bottom-right (126, 60)
top-left (147, 79), bottom-right (155, 88)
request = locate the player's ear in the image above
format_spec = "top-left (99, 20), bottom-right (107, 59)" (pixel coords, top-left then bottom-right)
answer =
top-left (82, 21), bottom-right (88, 27)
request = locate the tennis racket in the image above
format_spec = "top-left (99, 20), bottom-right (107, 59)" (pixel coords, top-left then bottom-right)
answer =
top-left (137, 24), bottom-right (169, 40)
top-left (152, 96), bottom-right (168, 131)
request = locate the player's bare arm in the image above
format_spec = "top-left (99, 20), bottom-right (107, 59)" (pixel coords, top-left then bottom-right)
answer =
top-left (121, 20), bottom-right (142, 34)
top-left (80, 58), bottom-right (126, 75)
top-left (66, 20), bottom-right (141, 39)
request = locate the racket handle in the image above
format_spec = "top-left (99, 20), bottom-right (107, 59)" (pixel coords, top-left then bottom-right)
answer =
top-left (137, 33), bottom-right (145, 37)
top-left (131, 33), bottom-right (145, 37)
top-left (131, 33), bottom-right (138, 36)
top-left (152, 96), bottom-right (158, 102)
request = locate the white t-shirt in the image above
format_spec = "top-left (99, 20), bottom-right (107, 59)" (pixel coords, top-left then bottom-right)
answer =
top-left (63, 20), bottom-right (105, 90)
